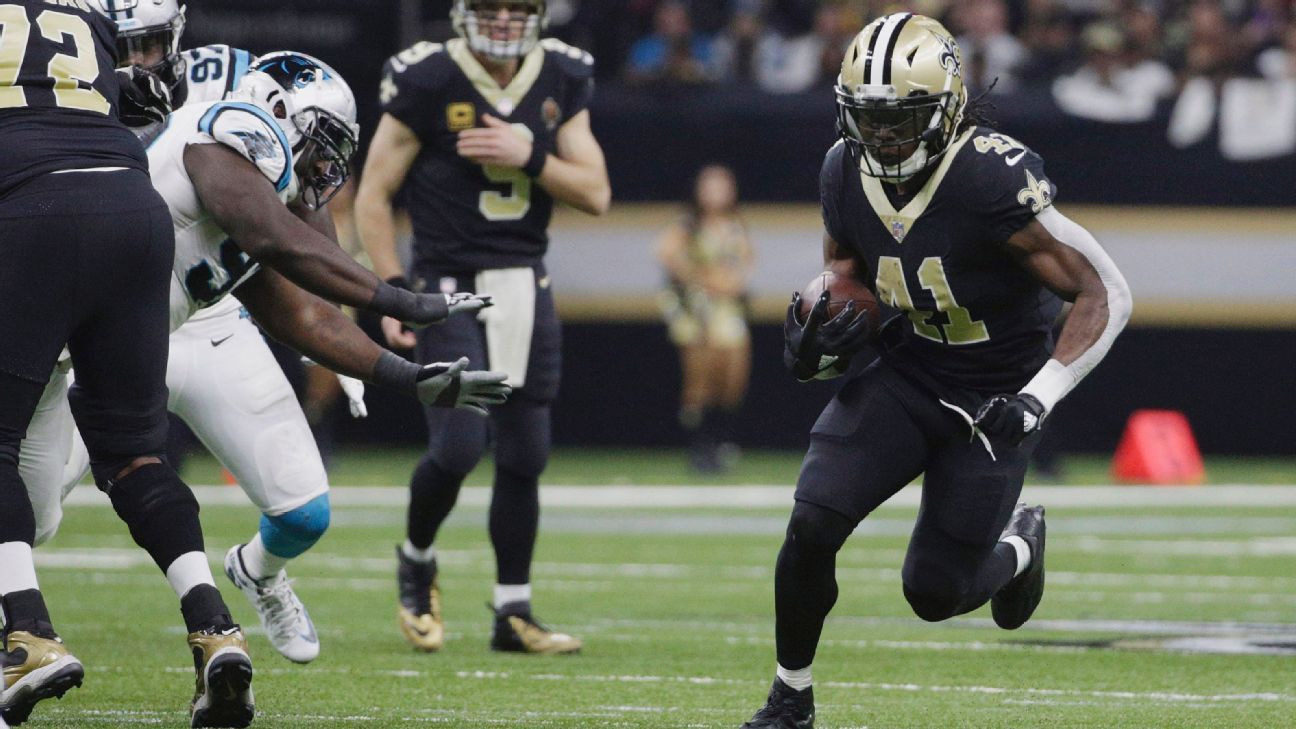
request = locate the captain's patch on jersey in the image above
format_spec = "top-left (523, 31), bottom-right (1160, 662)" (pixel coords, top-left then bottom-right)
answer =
top-left (446, 102), bottom-right (475, 131)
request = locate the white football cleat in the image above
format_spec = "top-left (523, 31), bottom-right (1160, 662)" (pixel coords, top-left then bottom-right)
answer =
top-left (223, 545), bottom-right (320, 664)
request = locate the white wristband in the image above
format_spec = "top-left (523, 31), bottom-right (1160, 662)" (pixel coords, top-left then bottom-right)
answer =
top-left (1020, 358), bottom-right (1074, 414)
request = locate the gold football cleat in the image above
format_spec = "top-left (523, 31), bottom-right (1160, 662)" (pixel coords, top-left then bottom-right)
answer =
top-left (187, 626), bottom-right (254, 729)
top-left (490, 608), bottom-right (582, 655)
top-left (396, 547), bottom-right (444, 652)
top-left (0, 631), bottom-right (83, 726)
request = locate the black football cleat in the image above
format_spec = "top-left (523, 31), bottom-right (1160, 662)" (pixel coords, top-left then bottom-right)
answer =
top-left (741, 678), bottom-right (814, 728)
top-left (992, 503), bottom-right (1046, 630)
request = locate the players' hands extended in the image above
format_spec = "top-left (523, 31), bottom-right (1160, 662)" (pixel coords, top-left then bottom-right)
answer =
top-left (414, 357), bottom-right (512, 416)
top-left (447, 291), bottom-right (493, 316)
top-left (456, 114), bottom-right (532, 168)
top-left (783, 291), bottom-right (837, 381)
top-left (336, 374), bottom-right (368, 418)
top-left (116, 66), bottom-right (173, 128)
top-left (974, 393), bottom-right (1046, 447)
top-left (402, 292), bottom-right (493, 329)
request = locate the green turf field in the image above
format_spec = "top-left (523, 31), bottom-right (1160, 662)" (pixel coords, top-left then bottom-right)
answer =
top-left (24, 449), bottom-right (1296, 728)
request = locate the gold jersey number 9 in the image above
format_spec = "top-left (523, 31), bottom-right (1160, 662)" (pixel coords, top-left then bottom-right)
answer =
top-left (478, 122), bottom-right (534, 222)
top-left (0, 5), bottom-right (111, 115)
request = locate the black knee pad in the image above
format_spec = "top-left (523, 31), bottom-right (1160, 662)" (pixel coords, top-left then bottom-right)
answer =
top-left (902, 582), bottom-right (961, 623)
top-left (901, 559), bottom-right (970, 622)
top-left (107, 462), bottom-right (203, 571)
top-left (494, 441), bottom-right (549, 481)
top-left (494, 402), bottom-right (551, 479)
top-left (0, 463), bottom-right (36, 545)
top-left (785, 501), bottom-right (855, 556)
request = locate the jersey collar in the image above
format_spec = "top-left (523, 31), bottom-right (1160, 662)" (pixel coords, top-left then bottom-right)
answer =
top-left (447, 38), bottom-right (545, 116)
top-left (857, 127), bottom-right (975, 242)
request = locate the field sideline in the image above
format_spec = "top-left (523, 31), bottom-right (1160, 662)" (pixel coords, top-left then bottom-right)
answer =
top-left (24, 449), bottom-right (1296, 728)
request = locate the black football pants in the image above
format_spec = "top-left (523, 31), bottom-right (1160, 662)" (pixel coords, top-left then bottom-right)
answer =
top-left (404, 265), bottom-right (559, 586)
top-left (775, 359), bottom-right (1035, 670)
top-left (0, 169), bottom-right (173, 545)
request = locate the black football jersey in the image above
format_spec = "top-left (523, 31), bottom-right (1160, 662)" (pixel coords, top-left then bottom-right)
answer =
top-left (380, 37), bottom-right (595, 273)
top-left (820, 126), bottom-right (1063, 405)
top-left (0, 0), bottom-right (147, 198)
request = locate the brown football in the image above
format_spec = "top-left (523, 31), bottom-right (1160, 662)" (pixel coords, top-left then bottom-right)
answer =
top-left (799, 269), bottom-right (881, 329)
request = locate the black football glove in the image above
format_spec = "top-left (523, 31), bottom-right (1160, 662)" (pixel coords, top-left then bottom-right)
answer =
top-left (116, 66), bottom-right (172, 128)
top-left (974, 393), bottom-right (1046, 447)
top-left (783, 290), bottom-right (834, 381)
top-left (817, 299), bottom-right (875, 357)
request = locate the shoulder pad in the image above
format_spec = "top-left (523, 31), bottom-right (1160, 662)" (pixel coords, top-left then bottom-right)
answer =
top-left (381, 42), bottom-right (448, 107)
top-left (385, 41), bottom-right (446, 75)
top-left (540, 38), bottom-right (595, 76)
top-left (195, 102), bottom-right (294, 193)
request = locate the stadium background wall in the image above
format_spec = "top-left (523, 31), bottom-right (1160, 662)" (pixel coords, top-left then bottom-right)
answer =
top-left (333, 321), bottom-right (1296, 457)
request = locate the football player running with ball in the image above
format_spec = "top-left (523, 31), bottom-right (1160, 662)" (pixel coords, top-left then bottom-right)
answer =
top-left (741, 14), bottom-right (1131, 729)
top-left (357, 0), bottom-right (610, 654)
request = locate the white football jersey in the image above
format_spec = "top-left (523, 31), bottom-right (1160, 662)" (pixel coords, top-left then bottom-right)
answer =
top-left (149, 99), bottom-right (299, 330)
top-left (176, 45), bottom-right (257, 324)
top-left (182, 45), bottom-right (258, 105)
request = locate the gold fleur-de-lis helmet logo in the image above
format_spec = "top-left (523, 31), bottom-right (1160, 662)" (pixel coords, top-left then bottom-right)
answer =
top-left (935, 33), bottom-right (962, 78)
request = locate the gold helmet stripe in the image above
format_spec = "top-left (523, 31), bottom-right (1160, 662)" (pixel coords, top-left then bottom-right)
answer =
top-left (869, 12), bottom-right (913, 86)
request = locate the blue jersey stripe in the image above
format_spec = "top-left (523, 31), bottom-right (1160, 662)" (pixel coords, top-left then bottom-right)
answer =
top-left (230, 49), bottom-right (252, 92)
top-left (196, 102), bottom-right (294, 192)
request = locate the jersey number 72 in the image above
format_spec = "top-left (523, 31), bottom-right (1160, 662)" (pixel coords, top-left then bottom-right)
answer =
top-left (0, 4), bottom-right (110, 114)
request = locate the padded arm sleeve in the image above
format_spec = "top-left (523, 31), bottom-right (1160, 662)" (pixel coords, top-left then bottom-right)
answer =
top-left (1020, 207), bottom-right (1133, 413)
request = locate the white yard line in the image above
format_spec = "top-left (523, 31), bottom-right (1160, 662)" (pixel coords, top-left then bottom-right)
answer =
top-left (31, 548), bottom-right (1296, 593)
top-left (60, 484), bottom-right (1296, 509)
top-left (455, 671), bottom-right (1295, 704)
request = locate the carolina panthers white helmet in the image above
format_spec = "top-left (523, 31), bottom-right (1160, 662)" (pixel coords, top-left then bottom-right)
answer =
top-left (239, 52), bottom-right (359, 210)
top-left (97, 1), bottom-right (187, 99)
top-left (452, 0), bottom-right (547, 61)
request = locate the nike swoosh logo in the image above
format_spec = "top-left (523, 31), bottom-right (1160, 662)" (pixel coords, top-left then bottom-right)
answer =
top-left (210, 334), bottom-right (234, 347)
top-left (1005, 150), bottom-right (1027, 167)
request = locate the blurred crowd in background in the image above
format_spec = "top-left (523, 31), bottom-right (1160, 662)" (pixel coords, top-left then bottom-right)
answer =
top-left (404, 0), bottom-right (1291, 158)
top-left (534, 1), bottom-right (1296, 94)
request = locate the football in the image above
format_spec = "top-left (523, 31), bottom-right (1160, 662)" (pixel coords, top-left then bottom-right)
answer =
top-left (799, 268), bottom-right (882, 329)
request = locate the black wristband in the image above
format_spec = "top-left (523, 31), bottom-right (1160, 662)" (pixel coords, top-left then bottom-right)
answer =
top-left (370, 281), bottom-right (416, 318)
top-left (370, 283), bottom-right (449, 325)
top-left (522, 143), bottom-right (548, 178)
top-left (386, 275), bottom-right (412, 291)
top-left (371, 350), bottom-right (422, 394)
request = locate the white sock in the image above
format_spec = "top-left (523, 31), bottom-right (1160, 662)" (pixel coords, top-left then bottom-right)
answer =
top-left (493, 583), bottom-right (531, 610)
top-left (1002, 535), bottom-right (1031, 578)
top-left (0, 542), bottom-right (40, 594)
top-left (401, 540), bottom-right (437, 564)
top-left (240, 533), bottom-right (288, 581)
top-left (776, 663), bottom-right (813, 691)
top-left (165, 551), bottom-right (216, 600)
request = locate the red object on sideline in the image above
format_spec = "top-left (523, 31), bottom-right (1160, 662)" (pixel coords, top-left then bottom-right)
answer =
top-left (1112, 410), bottom-right (1205, 485)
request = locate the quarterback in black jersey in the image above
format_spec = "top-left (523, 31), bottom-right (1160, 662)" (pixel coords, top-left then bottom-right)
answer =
top-left (356, 0), bottom-right (609, 655)
top-left (0, 2), bottom-right (246, 725)
top-left (742, 14), bottom-right (1132, 729)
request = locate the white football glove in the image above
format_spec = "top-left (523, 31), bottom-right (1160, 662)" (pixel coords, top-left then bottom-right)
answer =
top-left (415, 357), bottom-right (511, 416)
top-left (336, 374), bottom-right (367, 418)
